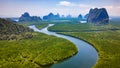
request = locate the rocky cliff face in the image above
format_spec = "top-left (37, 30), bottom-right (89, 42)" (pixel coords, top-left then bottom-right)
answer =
top-left (84, 14), bottom-right (89, 20)
top-left (87, 8), bottom-right (109, 24)
top-left (19, 12), bottom-right (41, 22)
top-left (0, 18), bottom-right (33, 40)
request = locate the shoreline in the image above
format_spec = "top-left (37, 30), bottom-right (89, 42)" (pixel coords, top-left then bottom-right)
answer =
top-left (48, 30), bottom-right (99, 67)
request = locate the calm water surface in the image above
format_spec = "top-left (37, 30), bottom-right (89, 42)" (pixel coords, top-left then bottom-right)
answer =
top-left (29, 24), bottom-right (98, 68)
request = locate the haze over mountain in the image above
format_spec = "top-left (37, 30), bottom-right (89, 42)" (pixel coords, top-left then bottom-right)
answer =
top-left (19, 12), bottom-right (41, 22)
top-left (43, 13), bottom-right (60, 20)
top-left (0, 0), bottom-right (120, 17)
top-left (78, 14), bottom-right (83, 20)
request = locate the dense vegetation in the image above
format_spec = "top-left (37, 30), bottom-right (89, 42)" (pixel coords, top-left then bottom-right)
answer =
top-left (0, 18), bottom-right (33, 40)
top-left (48, 22), bottom-right (120, 32)
top-left (0, 32), bottom-right (77, 68)
top-left (49, 21), bottom-right (120, 68)
top-left (35, 23), bottom-right (48, 29)
top-left (18, 21), bottom-right (49, 30)
top-left (0, 19), bottom-right (78, 68)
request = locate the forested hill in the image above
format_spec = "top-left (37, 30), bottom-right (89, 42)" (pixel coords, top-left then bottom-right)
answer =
top-left (0, 18), bottom-right (33, 40)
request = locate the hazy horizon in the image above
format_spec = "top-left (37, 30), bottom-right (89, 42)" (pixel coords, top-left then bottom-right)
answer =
top-left (0, 0), bottom-right (120, 17)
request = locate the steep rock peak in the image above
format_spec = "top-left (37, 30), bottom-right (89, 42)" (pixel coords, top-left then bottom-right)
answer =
top-left (87, 8), bottom-right (109, 24)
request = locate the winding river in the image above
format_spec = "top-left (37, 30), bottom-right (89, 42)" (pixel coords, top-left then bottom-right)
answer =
top-left (29, 24), bottom-right (98, 68)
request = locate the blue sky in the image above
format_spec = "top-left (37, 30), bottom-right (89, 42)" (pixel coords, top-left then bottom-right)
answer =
top-left (0, 0), bottom-right (120, 17)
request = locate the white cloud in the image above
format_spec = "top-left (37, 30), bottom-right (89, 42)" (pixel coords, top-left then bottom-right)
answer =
top-left (57, 1), bottom-right (74, 6)
top-left (57, 1), bottom-right (94, 8)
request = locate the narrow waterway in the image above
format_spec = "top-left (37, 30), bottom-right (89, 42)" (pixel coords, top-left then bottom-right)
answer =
top-left (29, 24), bottom-right (98, 68)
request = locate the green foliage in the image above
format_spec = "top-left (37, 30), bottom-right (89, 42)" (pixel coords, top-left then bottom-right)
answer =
top-left (49, 22), bottom-right (120, 68)
top-left (35, 23), bottom-right (48, 29)
top-left (18, 21), bottom-right (49, 26)
top-left (48, 22), bottom-right (120, 32)
top-left (0, 18), bottom-right (33, 40)
top-left (60, 31), bottom-right (120, 68)
top-left (18, 21), bottom-right (49, 30)
top-left (0, 32), bottom-right (78, 68)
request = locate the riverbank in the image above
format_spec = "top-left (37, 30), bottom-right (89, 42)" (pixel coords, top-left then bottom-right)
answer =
top-left (55, 32), bottom-right (99, 52)
top-left (48, 22), bottom-right (120, 68)
top-left (33, 24), bottom-right (98, 68)
top-left (57, 31), bottom-right (120, 68)
top-left (0, 32), bottom-right (77, 68)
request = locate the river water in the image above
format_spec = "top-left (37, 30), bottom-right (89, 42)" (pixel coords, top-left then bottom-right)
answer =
top-left (29, 24), bottom-right (98, 68)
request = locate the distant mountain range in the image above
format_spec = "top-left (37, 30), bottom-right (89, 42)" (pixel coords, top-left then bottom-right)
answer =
top-left (18, 12), bottom-right (89, 21)
top-left (7, 8), bottom-right (111, 24)
top-left (43, 13), bottom-right (60, 20)
top-left (19, 12), bottom-right (42, 22)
